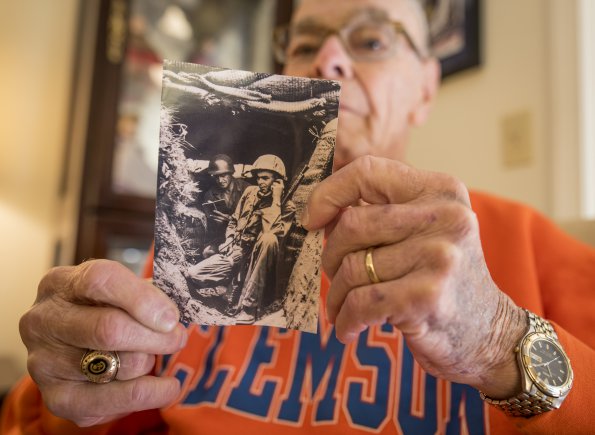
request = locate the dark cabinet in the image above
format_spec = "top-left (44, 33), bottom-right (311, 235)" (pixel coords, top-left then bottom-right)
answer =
top-left (75, 0), bottom-right (293, 273)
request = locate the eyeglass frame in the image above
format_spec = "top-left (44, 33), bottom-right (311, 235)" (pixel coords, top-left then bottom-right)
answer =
top-left (273, 17), bottom-right (427, 65)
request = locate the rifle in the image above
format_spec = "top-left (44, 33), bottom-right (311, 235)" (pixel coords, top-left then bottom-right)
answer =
top-left (269, 164), bottom-right (309, 230)
top-left (282, 164), bottom-right (309, 205)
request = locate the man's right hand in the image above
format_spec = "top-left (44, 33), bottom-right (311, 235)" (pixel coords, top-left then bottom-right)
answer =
top-left (210, 210), bottom-right (231, 223)
top-left (19, 260), bottom-right (188, 427)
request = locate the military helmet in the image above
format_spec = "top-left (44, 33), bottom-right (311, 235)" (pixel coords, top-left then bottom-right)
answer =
top-left (208, 154), bottom-right (234, 176)
top-left (251, 154), bottom-right (286, 180)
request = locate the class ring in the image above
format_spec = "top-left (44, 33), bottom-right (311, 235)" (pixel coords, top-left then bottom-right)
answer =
top-left (80, 349), bottom-right (120, 384)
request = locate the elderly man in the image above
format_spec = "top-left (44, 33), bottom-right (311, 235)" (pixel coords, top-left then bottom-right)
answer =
top-left (4, 0), bottom-right (595, 434)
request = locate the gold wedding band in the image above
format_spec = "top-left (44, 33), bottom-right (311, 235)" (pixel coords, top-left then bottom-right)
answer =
top-left (81, 349), bottom-right (120, 384)
top-left (364, 247), bottom-right (381, 284)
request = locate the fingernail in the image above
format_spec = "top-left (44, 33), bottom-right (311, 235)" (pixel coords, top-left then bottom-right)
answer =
top-left (325, 308), bottom-right (334, 325)
top-left (157, 308), bottom-right (179, 332)
top-left (301, 206), bottom-right (310, 228)
top-left (179, 329), bottom-right (188, 349)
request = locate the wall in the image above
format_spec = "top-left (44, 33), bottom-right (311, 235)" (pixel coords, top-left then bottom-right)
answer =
top-left (409, 0), bottom-right (552, 215)
top-left (0, 0), bottom-right (79, 387)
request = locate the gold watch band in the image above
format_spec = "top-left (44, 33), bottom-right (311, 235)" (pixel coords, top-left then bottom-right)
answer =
top-left (480, 389), bottom-right (556, 417)
top-left (527, 309), bottom-right (557, 337)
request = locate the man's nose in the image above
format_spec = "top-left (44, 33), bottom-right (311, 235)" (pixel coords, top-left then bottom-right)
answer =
top-left (309, 35), bottom-right (354, 80)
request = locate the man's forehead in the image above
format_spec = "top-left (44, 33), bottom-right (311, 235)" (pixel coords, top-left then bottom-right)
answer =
top-left (292, 0), bottom-right (417, 28)
top-left (293, 6), bottom-right (388, 29)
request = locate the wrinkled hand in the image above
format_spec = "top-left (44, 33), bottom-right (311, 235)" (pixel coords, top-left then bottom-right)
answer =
top-left (19, 260), bottom-right (187, 427)
top-left (304, 156), bottom-right (526, 399)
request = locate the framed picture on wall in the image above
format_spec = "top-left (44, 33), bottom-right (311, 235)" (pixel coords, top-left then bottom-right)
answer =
top-left (422, 0), bottom-right (481, 78)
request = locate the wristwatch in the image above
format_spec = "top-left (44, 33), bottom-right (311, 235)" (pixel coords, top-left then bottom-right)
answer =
top-left (480, 309), bottom-right (573, 417)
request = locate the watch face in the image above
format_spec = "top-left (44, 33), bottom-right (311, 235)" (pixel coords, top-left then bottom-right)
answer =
top-left (526, 335), bottom-right (572, 393)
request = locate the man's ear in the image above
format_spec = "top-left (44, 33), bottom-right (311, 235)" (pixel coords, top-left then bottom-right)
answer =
top-left (411, 57), bottom-right (441, 127)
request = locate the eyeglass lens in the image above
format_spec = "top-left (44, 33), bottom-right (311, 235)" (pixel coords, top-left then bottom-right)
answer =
top-left (282, 20), bottom-right (400, 63)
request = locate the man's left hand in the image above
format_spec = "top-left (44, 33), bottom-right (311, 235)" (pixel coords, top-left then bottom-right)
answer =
top-left (303, 156), bottom-right (526, 399)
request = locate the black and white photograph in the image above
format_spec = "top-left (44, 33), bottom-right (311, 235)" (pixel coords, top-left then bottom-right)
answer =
top-left (154, 60), bottom-right (340, 333)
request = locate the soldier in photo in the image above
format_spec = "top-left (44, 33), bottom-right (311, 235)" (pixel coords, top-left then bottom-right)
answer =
top-left (201, 154), bottom-right (250, 259)
top-left (185, 154), bottom-right (296, 317)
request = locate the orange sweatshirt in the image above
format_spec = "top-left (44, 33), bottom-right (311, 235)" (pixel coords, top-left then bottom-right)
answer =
top-left (2, 191), bottom-right (595, 434)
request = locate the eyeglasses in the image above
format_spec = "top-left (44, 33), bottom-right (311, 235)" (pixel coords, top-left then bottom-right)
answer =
top-left (273, 17), bottom-right (426, 65)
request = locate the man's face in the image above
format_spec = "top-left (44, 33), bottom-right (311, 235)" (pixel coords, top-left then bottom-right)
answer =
top-left (214, 173), bottom-right (232, 189)
top-left (284, 0), bottom-right (440, 170)
top-left (256, 170), bottom-right (276, 194)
